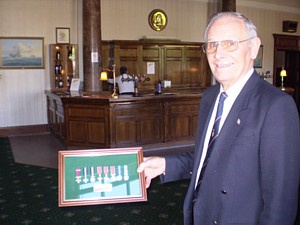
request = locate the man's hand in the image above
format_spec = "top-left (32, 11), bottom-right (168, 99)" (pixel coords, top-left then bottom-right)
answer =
top-left (137, 157), bottom-right (166, 188)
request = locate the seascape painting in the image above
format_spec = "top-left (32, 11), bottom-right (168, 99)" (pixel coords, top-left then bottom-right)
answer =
top-left (0, 37), bottom-right (44, 69)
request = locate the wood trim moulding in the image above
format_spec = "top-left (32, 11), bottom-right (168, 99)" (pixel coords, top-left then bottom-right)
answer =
top-left (0, 124), bottom-right (49, 137)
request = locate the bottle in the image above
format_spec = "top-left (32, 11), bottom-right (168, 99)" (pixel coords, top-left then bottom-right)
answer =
top-left (67, 75), bottom-right (70, 88)
top-left (55, 76), bottom-right (59, 88)
top-left (59, 77), bottom-right (64, 88)
top-left (68, 47), bottom-right (72, 60)
top-left (56, 50), bottom-right (61, 60)
top-left (55, 64), bottom-right (60, 75)
top-left (156, 80), bottom-right (162, 94)
top-left (58, 63), bottom-right (62, 74)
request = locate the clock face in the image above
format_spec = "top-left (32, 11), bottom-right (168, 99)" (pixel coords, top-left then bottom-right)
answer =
top-left (148, 9), bottom-right (168, 31)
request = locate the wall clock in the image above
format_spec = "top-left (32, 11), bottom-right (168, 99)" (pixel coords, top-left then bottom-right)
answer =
top-left (148, 9), bottom-right (168, 31)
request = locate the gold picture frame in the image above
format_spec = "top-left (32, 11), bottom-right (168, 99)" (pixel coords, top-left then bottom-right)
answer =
top-left (0, 37), bottom-right (44, 69)
top-left (148, 9), bottom-right (168, 31)
top-left (56, 27), bottom-right (70, 44)
top-left (58, 147), bottom-right (147, 207)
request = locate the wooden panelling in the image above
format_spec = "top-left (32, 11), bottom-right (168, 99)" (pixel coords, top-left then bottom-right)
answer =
top-left (68, 107), bottom-right (105, 118)
top-left (88, 121), bottom-right (106, 144)
top-left (165, 48), bottom-right (183, 58)
top-left (68, 120), bottom-right (106, 145)
top-left (143, 47), bottom-right (160, 58)
top-left (166, 100), bottom-right (200, 142)
top-left (112, 102), bottom-right (163, 146)
top-left (46, 91), bottom-right (65, 141)
top-left (46, 91), bottom-right (202, 149)
top-left (165, 60), bottom-right (183, 85)
top-left (0, 125), bottom-right (49, 137)
top-left (274, 35), bottom-right (300, 50)
top-left (64, 103), bottom-right (109, 148)
top-left (115, 120), bottom-right (137, 145)
top-left (69, 121), bottom-right (87, 142)
top-left (119, 47), bottom-right (138, 57)
top-left (103, 40), bottom-right (211, 90)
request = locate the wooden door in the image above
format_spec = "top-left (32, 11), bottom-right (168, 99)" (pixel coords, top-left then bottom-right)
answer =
top-left (273, 34), bottom-right (300, 114)
top-left (285, 51), bottom-right (300, 113)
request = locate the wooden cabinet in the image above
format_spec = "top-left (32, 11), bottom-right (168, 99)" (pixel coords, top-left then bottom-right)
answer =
top-left (103, 40), bottom-right (211, 90)
top-left (64, 103), bottom-right (109, 147)
top-left (165, 99), bottom-right (199, 142)
top-left (45, 91), bottom-right (66, 142)
top-left (49, 44), bottom-right (78, 91)
top-left (45, 91), bottom-right (202, 149)
top-left (111, 102), bottom-right (164, 146)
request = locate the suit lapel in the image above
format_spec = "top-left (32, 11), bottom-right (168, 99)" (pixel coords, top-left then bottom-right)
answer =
top-left (204, 71), bottom-right (261, 177)
top-left (191, 86), bottom-right (219, 185)
top-left (184, 85), bottom-right (219, 223)
top-left (184, 72), bottom-right (261, 221)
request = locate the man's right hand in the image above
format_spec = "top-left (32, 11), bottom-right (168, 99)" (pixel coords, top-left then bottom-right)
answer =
top-left (137, 157), bottom-right (166, 188)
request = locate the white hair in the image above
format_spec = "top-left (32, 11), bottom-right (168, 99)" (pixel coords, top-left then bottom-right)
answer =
top-left (204, 12), bottom-right (258, 42)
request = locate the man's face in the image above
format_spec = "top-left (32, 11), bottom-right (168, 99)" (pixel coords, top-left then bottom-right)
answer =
top-left (206, 17), bottom-right (260, 90)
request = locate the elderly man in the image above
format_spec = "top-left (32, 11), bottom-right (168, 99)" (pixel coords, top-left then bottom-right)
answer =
top-left (138, 12), bottom-right (300, 225)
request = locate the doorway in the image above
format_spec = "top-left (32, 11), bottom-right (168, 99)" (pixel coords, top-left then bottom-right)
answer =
top-left (273, 34), bottom-right (300, 114)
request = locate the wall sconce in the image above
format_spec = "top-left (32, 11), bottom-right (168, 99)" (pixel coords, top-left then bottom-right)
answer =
top-left (99, 64), bottom-right (118, 98)
top-left (280, 66), bottom-right (287, 91)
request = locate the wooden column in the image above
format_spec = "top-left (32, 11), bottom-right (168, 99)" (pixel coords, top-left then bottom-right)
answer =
top-left (222, 0), bottom-right (236, 12)
top-left (82, 0), bottom-right (102, 92)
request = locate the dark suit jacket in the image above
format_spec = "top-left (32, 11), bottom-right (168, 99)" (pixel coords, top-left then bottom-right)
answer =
top-left (163, 71), bottom-right (300, 225)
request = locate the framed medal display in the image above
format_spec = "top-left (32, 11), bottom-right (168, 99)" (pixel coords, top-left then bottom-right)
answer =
top-left (58, 147), bottom-right (147, 207)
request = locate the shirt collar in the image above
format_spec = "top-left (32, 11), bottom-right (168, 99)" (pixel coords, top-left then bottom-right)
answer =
top-left (220, 67), bottom-right (254, 98)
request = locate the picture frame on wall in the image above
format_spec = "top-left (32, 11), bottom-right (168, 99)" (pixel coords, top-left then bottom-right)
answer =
top-left (0, 37), bottom-right (44, 69)
top-left (58, 147), bottom-right (147, 207)
top-left (56, 27), bottom-right (70, 44)
top-left (254, 45), bottom-right (263, 68)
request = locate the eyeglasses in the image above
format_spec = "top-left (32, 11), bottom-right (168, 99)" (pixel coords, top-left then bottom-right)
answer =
top-left (202, 37), bottom-right (254, 54)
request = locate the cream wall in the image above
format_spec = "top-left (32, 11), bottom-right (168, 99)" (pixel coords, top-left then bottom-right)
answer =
top-left (237, 3), bottom-right (300, 80)
top-left (100, 0), bottom-right (209, 42)
top-left (0, 0), bottom-right (79, 127)
top-left (0, 0), bottom-right (299, 128)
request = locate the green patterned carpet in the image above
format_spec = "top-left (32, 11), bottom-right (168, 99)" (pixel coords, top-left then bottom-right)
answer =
top-left (0, 137), bottom-right (189, 225)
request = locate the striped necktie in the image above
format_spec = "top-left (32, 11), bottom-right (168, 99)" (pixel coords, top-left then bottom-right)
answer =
top-left (194, 92), bottom-right (228, 195)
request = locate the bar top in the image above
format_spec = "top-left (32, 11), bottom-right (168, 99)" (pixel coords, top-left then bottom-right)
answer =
top-left (45, 88), bottom-right (205, 104)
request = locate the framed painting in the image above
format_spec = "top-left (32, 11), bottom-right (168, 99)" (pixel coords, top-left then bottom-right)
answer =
top-left (254, 45), bottom-right (263, 68)
top-left (56, 27), bottom-right (70, 44)
top-left (58, 147), bottom-right (147, 207)
top-left (0, 37), bottom-right (44, 69)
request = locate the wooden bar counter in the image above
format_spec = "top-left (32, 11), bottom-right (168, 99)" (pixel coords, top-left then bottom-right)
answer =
top-left (45, 90), bottom-right (203, 150)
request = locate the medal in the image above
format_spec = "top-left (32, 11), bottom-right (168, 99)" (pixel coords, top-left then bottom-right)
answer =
top-left (75, 168), bottom-right (81, 183)
top-left (83, 166), bottom-right (89, 183)
top-left (117, 165), bottom-right (122, 181)
top-left (123, 165), bottom-right (129, 181)
top-left (110, 166), bottom-right (116, 181)
top-left (90, 166), bottom-right (96, 183)
top-left (104, 166), bottom-right (109, 182)
top-left (97, 166), bottom-right (102, 181)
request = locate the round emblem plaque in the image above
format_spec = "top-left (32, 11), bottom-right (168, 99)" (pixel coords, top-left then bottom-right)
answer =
top-left (148, 9), bottom-right (168, 31)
